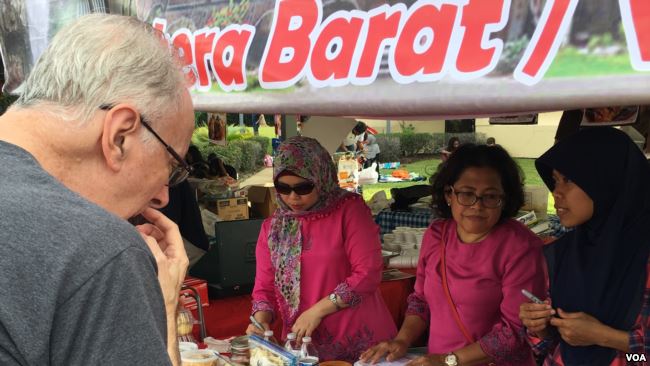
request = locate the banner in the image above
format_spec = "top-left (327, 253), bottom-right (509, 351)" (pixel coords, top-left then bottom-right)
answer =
top-left (1, 0), bottom-right (650, 118)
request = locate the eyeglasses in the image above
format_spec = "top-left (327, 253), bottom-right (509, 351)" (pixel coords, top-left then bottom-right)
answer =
top-left (449, 187), bottom-right (504, 208)
top-left (99, 104), bottom-right (192, 187)
top-left (275, 181), bottom-right (316, 196)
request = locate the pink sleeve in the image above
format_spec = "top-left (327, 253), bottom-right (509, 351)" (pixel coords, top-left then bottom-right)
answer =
top-left (405, 222), bottom-right (439, 323)
top-left (478, 234), bottom-right (547, 365)
top-left (251, 219), bottom-right (277, 319)
top-left (333, 197), bottom-right (384, 307)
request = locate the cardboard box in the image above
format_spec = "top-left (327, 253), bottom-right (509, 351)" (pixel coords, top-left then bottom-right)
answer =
top-left (180, 276), bottom-right (209, 310)
top-left (248, 185), bottom-right (278, 218)
top-left (211, 197), bottom-right (249, 221)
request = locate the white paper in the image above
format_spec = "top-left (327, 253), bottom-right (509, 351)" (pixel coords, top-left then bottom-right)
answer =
top-left (354, 355), bottom-right (415, 366)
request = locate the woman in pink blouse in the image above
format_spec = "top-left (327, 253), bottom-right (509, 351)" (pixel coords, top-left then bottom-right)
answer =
top-left (247, 136), bottom-right (396, 361)
top-left (362, 144), bottom-right (546, 366)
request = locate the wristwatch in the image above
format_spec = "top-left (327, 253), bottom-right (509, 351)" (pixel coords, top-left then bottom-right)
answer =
top-left (328, 293), bottom-right (341, 310)
top-left (443, 353), bottom-right (458, 366)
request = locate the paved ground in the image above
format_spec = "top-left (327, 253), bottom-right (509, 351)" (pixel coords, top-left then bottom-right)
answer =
top-left (239, 167), bottom-right (274, 187)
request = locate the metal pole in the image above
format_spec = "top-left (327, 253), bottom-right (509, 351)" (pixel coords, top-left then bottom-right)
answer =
top-left (386, 120), bottom-right (391, 134)
top-left (252, 113), bottom-right (259, 136)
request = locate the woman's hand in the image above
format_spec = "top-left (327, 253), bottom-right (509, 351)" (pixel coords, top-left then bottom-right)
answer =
top-left (292, 307), bottom-right (323, 341)
top-left (246, 311), bottom-right (272, 337)
top-left (550, 308), bottom-right (606, 346)
top-left (359, 340), bottom-right (408, 364)
top-left (245, 322), bottom-right (270, 337)
top-left (519, 300), bottom-right (555, 339)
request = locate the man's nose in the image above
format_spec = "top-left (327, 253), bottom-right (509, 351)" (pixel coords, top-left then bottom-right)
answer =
top-left (149, 184), bottom-right (170, 209)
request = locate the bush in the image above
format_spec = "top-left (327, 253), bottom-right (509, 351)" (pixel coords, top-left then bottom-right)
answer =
top-left (399, 121), bottom-right (416, 134)
top-left (192, 127), bottom-right (268, 173)
top-left (432, 133), bottom-right (446, 151)
top-left (248, 136), bottom-right (271, 157)
top-left (198, 143), bottom-right (243, 172)
top-left (400, 133), bottom-right (435, 156)
top-left (436, 132), bottom-right (488, 152)
top-left (496, 36), bottom-right (529, 74)
top-left (376, 134), bottom-right (401, 162)
top-left (230, 140), bottom-right (261, 173)
top-left (227, 133), bottom-right (245, 142)
top-left (192, 126), bottom-right (210, 147)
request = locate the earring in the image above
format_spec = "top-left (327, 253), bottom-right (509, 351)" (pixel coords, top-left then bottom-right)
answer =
top-left (447, 201), bottom-right (451, 206)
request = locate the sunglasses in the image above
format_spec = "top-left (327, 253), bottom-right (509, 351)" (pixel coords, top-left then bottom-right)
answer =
top-left (275, 181), bottom-right (316, 196)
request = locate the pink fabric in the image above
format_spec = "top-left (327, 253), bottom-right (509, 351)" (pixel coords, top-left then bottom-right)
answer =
top-left (408, 219), bottom-right (546, 366)
top-left (252, 195), bottom-right (397, 361)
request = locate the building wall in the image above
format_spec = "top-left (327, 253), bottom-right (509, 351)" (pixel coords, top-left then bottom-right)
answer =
top-left (361, 112), bottom-right (562, 158)
top-left (360, 119), bottom-right (446, 134)
top-left (476, 112), bottom-right (562, 158)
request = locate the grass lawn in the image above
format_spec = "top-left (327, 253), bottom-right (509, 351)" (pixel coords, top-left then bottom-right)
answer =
top-left (546, 48), bottom-right (635, 78)
top-left (362, 157), bottom-right (556, 214)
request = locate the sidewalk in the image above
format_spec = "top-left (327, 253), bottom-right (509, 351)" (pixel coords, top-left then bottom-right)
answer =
top-left (239, 167), bottom-right (274, 187)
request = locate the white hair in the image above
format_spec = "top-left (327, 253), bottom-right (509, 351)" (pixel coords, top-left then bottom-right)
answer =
top-left (14, 14), bottom-right (186, 137)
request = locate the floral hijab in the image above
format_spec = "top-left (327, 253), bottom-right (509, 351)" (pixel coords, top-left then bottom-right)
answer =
top-left (269, 136), bottom-right (351, 325)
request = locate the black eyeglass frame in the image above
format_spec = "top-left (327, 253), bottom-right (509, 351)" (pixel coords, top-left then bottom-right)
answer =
top-left (448, 186), bottom-right (504, 209)
top-left (99, 104), bottom-right (192, 186)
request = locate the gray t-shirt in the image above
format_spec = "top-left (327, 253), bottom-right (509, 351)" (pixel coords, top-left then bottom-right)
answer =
top-left (0, 141), bottom-right (171, 365)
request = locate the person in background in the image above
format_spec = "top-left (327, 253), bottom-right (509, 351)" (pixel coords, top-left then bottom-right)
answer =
top-left (441, 137), bottom-right (460, 162)
top-left (160, 179), bottom-right (209, 267)
top-left (486, 137), bottom-right (496, 146)
top-left (339, 121), bottom-right (367, 152)
top-left (519, 127), bottom-right (650, 366)
top-left (247, 136), bottom-right (396, 362)
top-left (0, 14), bottom-right (192, 365)
top-left (362, 144), bottom-right (546, 366)
top-left (363, 130), bottom-right (381, 173)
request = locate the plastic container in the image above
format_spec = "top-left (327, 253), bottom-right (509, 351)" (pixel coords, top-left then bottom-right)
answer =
top-left (263, 330), bottom-right (278, 344)
top-left (249, 334), bottom-right (298, 366)
top-left (284, 332), bottom-right (300, 356)
top-left (180, 349), bottom-right (218, 366)
top-left (179, 341), bottom-right (199, 353)
top-left (300, 336), bottom-right (319, 361)
top-left (177, 308), bottom-right (197, 343)
top-left (230, 335), bottom-right (250, 364)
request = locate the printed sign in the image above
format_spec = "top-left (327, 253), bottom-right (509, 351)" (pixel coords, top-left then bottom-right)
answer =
top-left (1, 0), bottom-right (650, 117)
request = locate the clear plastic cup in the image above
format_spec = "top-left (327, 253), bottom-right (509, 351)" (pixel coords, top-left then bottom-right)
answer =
top-left (181, 349), bottom-right (218, 366)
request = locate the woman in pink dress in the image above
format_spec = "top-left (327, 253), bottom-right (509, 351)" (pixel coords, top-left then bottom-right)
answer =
top-left (362, 144), bottom-right (546, 366)
top-left (247, 136), bottom-right (397, 361)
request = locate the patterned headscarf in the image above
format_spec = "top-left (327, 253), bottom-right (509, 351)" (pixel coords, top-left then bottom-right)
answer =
top-left (269, 136), bottom-right (351, 325)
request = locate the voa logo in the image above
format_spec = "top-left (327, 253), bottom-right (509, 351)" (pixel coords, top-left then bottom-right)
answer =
top-left (626, 353), bottom-right (647, 362)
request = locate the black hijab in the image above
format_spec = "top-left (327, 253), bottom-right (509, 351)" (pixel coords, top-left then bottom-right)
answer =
top-left (536, 127), bottom-right (650, 366)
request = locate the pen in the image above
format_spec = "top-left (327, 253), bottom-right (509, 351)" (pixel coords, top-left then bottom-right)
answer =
top-left (211, 350), bottom-right (235, 366)
top-left (249, 315), bottom-right (265, 331)
top-left (521, 289), bottom-right (544, 304)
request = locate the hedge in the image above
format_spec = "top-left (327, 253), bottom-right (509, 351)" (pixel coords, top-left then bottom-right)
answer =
top-left (434, 132), bottom-right (487, 152)
top-left (376, 134), bottom-right (401, 162)
top-left (198, 143), bottom-right (243, 172)
top-left (399, 132), bottom-right (436, 156)
top-left (229, 140), bottom-right (262, 173)
top-left (248, 136), bottom-right (271, 156)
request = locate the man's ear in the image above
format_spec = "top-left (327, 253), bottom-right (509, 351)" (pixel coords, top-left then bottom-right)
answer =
top-left (100, 105), bottom-right (141, 172)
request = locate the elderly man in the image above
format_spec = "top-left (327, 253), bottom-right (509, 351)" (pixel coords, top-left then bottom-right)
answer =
top-left (0, 14), bottom-right (193, 365)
